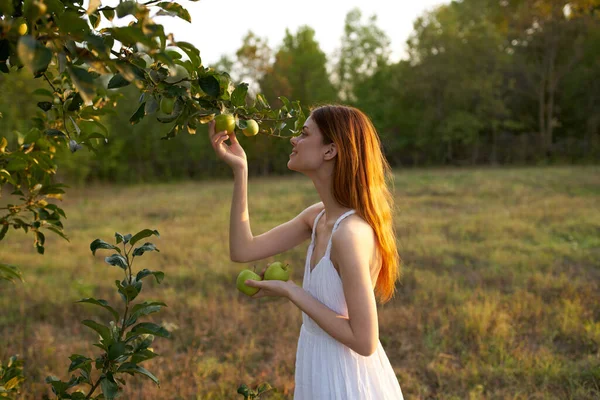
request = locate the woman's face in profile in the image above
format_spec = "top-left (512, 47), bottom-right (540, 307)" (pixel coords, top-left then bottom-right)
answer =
top-left (287, 115), bottom-right (331, 173)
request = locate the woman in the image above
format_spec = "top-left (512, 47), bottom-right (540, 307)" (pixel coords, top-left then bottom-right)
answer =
top-left (209, 105), bottom-right (404, 399)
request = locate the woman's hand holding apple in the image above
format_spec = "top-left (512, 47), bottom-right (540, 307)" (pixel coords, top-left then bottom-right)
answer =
top-left (244, 278), bottom-right (298, 299)
top-left (208, 119), bottom-right (247, 172)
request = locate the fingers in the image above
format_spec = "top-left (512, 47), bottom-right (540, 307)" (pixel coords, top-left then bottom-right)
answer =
top-left (245, 279), bottom-right (262, 288)
top-left (229, 131), bottom-right (239, 144)
top-left (208, 120), bottom-right (229, 141)
top-left (211, 131), bottom-right (230, 149)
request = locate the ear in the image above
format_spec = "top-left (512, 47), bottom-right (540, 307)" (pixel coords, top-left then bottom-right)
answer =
top-left (324, 143), bottom-right (337, 161)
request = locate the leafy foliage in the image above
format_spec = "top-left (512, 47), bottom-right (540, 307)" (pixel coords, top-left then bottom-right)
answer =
top-left (237, 382), bottom-right (273, 400)
top-left (45, 229), bottom-right (167, 399)
top-left (0, 355), bottom-right (25, 398)
top-left (0, 0), bottom-right (305, 255)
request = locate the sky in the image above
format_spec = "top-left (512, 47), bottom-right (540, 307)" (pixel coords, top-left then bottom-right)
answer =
top-left (147, 0), bottom-right (447, 65)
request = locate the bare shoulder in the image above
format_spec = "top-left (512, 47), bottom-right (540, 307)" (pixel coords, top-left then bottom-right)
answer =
top-left (331, 214), bottom-right (376, 255)
top-left (298, 202), bottom-right (325, 230)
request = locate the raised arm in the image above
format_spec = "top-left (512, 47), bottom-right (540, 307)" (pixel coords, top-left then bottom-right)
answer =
top-left (209, 120), bottom-right (323, 263)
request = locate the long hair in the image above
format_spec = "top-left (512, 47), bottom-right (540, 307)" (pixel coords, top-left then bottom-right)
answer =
top-left (310, 105), bottom-right (400, 303)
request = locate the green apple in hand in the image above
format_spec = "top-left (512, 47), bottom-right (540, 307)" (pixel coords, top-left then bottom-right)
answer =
top-left (236, 269), bottom-right (261, 296)
top-left (264, 261), bottom-right (290, 281)
top-left (215, 114), bottom-right (236, 135)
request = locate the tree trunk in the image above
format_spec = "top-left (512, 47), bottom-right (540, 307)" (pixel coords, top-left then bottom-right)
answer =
top-left (545, 32), bottom-right (559, 157)
top-left (471, 133), bottom-right (479, 165)
top-left (490, 126), bottom-right (498, 165)
top-left (538, 76), bottom-right (547, 158)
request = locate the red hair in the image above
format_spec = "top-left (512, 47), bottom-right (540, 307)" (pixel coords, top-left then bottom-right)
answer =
top-left (311, 105), bottom-right (400, 303)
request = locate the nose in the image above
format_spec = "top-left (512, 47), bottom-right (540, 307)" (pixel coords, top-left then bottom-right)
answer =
top-left (290, 135), bottom-right (298, 146)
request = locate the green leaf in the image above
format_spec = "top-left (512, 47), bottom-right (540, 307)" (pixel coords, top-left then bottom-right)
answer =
top-left (88, 11), bottom-right (100, 29)
top-left (128, 322), bottom-right (170, 338)
top-left (67, 93), bottom-right (84, 111)
top-left (68, 354), bottom-right (92, 375)
top-left (144, 97), bottom-right (159, 115)
top-left (57, 11), bottom-right (91, 41)
top-left (116, 279), bottom-right (142, 302)
top-left (0, 223), bottom-right (9, 240)
top-left (17, 36), bottom-right (52, 75)
top-left (82, 320), bottom-right (112, 343)
top-left (33, 88), bottom-right (54, 98)
top-left (256, 94), bottom-right (270, 109)
top-left (130, 349), bottom-right (159, 364)
top-left (46, 129), bottom-right (67, 139)
top-left (115, 232), bottom-right (125, 244)
top-left (102, 8), bottom-right (115, 21)
top-left (108, 74), bottom-right (131, 89)
top-left (129, 102), bottom-right (146, 125)
top-left (157, 2), bottom-right (191, 22)
top-left (90, 239), bottom-right (120, 255)
top-left (279, 96), bottom-right (290, 109)
top-left (127, 301), bottom-right (166, 326)
top-left (231, 83), bottom-right (249, 107)
top-left (117, 362), bottom-right (160, 386)
top-left (132, 242), bottom-right (159, 257)
top-left (237, 384), bottom-right (250, 396)
top-left (46, 226), bottom-right (69, 242)
top-left (136, 269), bottom-right (164, 284)
top-left (43, 0), bottom-right (64, 16)
top-left (0, 263), bottom-right (23, 283)
top-left (67, 66), bottom-right (96, 106)
top-left (198, 75), bottom-right (220, 97)
top-left (129, 229), bottom-right (160, 246)
top-left (116, 1), bottom-right (138, 18)
top-left (257, 383), bottom-right (273, 394)
top-left (100, 375), bottom-right (119, 400)
top-left (105, 254), bottom-right (128, 270)
top-left (107, 341), bottom-right (127, 361)
top-left (109, 26), bottom-right (154, 48)
top-left (76, 298), bottom-right (120, 321)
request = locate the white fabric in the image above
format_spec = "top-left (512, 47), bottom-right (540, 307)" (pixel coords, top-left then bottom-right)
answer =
top-left (294, 209), bottom-right (404, 400)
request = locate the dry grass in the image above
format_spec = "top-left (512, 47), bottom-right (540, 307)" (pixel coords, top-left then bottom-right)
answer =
top-left (1, 166), bottom-right (599, 399)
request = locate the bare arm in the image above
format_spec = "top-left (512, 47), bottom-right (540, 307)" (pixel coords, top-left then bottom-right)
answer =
top-left (230, 185), bottom-right (323, 262)
top-left (209, 120), bottom-right (324, 262)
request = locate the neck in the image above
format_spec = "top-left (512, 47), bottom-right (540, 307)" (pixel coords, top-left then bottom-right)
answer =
top-left (309, 167), bottom-right (349, 223)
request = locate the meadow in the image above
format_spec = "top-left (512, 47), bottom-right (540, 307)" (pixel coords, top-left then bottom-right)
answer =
top-left (1, 166), bottom-right (599, 399)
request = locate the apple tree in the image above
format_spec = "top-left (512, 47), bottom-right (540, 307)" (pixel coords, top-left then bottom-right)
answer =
top-left (0, 0), bottom-right (306, 274)
top-left (0, 0), bottom-right (304, 397)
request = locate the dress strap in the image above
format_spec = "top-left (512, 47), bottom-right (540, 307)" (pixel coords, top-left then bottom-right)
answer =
top-left (324, 210), bottom-right (356, 258)
top-left (311, 209), bottom-right (326, 244)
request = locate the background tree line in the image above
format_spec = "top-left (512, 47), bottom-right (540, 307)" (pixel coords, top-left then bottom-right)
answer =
top-left (1, 0), bottom-right (598, 183)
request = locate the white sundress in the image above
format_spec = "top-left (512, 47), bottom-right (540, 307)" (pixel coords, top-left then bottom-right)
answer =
top-left (294, 209), bottom-right (404, 400)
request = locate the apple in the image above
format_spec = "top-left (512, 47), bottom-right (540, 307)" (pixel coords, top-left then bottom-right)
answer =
top-left (18, 23), bottom-right (28, 36)
top-left (215, 114), bottom-right (236, 135)
top-left (236, 269), bottom-right (261, 296)
top-left (242, 119), bottom-right (259, 137)
top-left (264, 261), bottom-right (290, 282)
top-left (160, 97), bottom-right (175, 114)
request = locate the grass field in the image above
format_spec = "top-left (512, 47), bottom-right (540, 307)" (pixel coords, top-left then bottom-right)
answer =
top-left (1, 166), bottom-right (599, 399)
